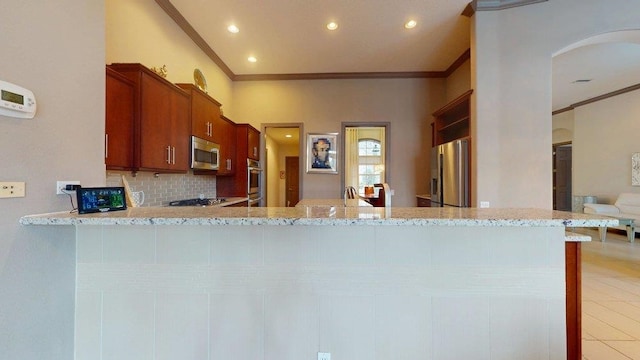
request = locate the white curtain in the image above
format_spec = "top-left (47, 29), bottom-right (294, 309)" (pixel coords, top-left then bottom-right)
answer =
top-left (377, 127), bottom-right (385, 183)
top-left (345, 128), bottom-right (359, 189)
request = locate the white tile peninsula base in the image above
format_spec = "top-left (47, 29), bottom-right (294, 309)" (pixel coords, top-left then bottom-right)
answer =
top-left (74, 224), bottom-right (567, 360)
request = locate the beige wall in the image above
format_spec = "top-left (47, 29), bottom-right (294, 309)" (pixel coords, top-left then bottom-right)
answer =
top-left (472, 0), bottom-right (639, 208)
top-left (572, 89), bottom-right (640, 203)
top-left (552, 111), bottom-right (574, 144)
top-left (445, 58), bottom-right (472, 103)
top-left (1, 1), bottom-right (105, 358)
top-left (232, 79), bottom-right (444, 206)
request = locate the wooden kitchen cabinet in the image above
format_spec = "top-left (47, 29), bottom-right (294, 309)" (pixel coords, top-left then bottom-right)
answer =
top-left (177, 84), bottom-right (236, 176)
top-left (176, 83), bottom-right (221, 142)
top-left (433, 89), bottom-right (473, 146)
top-left (108, 63), bottom-right (190, 173)
top-left (216, 123), bottom-right (260, 197)
top-left (105, 67), bottom-right (135, 170)
top-left (217, 115), bottom-right (237, 176)
top-left (238, 124), bottom-right (260, 160)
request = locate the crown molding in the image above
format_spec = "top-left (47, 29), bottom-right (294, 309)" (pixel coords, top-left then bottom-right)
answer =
top-left (462, 0), bottom-right (548, 17)
top-left (233, 71), bottom-right (447, 82)
top-left (154, 0), bottom-right (234, 79)
top-left (552, 83), bottom-right (640, 115)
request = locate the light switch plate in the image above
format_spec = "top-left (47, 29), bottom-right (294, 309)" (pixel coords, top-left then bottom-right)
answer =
top-left (0, 181), bottom-right (26, 198)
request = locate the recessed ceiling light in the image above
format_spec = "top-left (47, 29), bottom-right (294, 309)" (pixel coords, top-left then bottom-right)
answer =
top-left (405, 20), bottom-right (417, 29)
top-left (227, 25), bottom-right (239, 33)
top-left (326, 22), bottom-right (338, 30)
top-left (247, 56), bottom-right (257, 63)
top-left (285, 134), bottom-right (292, 138)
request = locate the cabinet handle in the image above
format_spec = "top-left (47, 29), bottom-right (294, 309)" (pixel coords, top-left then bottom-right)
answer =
top-left (253, 147), bottom-right (257, 157)
top-left (166, 146), bottom-right (171, 164)
top-left (227, 158), bottom-right (231, 170)
top-left (105, 134), bottom-right (108, 158)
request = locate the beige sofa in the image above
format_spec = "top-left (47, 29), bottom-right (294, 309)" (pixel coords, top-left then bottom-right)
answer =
top-left (583, 192), bottom-right (639, 242)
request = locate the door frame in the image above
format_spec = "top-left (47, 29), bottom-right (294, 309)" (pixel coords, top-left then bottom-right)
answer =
top-left (340, 122), bottom-right (391, 194)
top-left (260, 123), bottom-right (304, 206)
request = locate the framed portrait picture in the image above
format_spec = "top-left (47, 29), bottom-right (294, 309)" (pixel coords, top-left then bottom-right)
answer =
top-left (306, 133), bottom-right (338, 174)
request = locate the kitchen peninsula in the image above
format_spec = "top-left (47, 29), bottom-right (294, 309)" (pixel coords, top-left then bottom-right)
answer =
top-left (20, 206), bottom-right (614, 360)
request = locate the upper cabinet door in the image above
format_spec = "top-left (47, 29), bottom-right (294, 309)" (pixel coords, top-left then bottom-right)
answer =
top-left (217, 116), bottom-right (237, 176)
top-left (247, 125), bottom-right (260, 160)
top-left (177, 83), bottom-right (221, 142)
top-left (168, 88), bottom-right (190, 170)
top-left (105, 68), bottom-right (135, 170)
top-left (107, 63), bottom-right (190, 173)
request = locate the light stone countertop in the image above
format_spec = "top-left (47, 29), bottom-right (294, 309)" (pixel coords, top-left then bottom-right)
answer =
top-left (20, 204), bottom-right (618, 228)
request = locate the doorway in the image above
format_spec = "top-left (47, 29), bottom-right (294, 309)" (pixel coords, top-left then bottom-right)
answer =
top-left (285, 156), bottom-right (299, 206)
top-left (262, 124), bottom-right (303, 207)
top-left (553, 143), bottom-right (572, 211)
top-left (342, 123), bottom-right (390, 196)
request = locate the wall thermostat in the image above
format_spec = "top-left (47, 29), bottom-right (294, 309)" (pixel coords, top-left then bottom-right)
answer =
top-left (0, 80), bottom-right (37, 119)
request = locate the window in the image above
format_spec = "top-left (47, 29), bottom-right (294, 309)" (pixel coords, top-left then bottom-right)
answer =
top-left (358, 139), bottom-right (383, 193)
top-left (344, 125), bottom-right (387, 196)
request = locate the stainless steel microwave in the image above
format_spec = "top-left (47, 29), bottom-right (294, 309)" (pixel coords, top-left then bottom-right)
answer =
top-left (191, 136), bottom-right (220, 170)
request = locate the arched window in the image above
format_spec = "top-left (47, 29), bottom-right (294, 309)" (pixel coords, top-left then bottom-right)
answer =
top-left (357, 139), bottom-right (383, 193)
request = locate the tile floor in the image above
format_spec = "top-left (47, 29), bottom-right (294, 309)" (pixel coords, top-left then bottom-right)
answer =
top-left (578, 227), bottom-right (640, 359)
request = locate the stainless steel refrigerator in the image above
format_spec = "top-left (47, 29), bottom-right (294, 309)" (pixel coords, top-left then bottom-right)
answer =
top-left (430, 139), bottom-right (470, 207)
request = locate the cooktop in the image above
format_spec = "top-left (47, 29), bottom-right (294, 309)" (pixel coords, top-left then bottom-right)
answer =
top-left (168, 198), bottom-right (226, 206)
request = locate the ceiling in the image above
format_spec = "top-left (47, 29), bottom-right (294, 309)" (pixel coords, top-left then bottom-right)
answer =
top-left (266, 127), bottom-right (300, 146)
top-left (552, 38), bottom-right (640, 112)
top-left (161, 0), bottom-right (640, 113)
top-left (166, 0), bottom-right (472, 76)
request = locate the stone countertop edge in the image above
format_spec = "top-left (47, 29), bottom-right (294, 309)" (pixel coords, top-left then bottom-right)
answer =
top-left (19, 206), bottom-right (618, 228)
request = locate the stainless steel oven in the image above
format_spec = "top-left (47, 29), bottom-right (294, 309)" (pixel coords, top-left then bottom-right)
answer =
top-left (248, 159), bottom-right (262, 206)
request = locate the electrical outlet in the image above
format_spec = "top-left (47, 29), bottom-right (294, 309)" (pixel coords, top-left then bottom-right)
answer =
top-left (56, 180), bottom-right (80, 195)
top-left (318, 352), bottom-right (331, 360)
top-left (0, 182), bottom-right (26, 198)
top-left (480, 201), bottom-right (490, 208)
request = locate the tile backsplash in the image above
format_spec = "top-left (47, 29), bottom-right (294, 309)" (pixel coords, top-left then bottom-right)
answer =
top-left (106, 171), bottom-right (217, 207)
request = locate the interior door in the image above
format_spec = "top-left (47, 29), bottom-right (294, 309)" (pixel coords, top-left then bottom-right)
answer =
top-left (554, 145), bottom-right (572, 211)
top-left (285, 156), bottom-right (299, 207)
